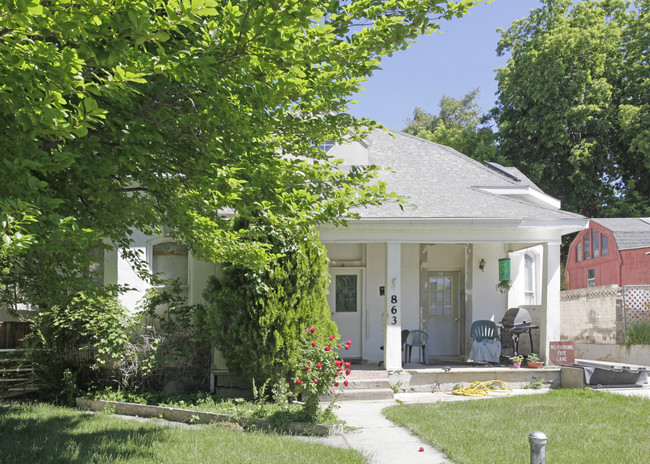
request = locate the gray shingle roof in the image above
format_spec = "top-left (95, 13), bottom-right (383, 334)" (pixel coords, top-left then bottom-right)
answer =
top-left (591, 218), bottom-right (650, 250)
top-left (334, 130), bottom-right (584, 220)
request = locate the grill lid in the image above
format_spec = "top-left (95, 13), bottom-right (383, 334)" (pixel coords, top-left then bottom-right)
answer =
top-left (501, 307), bottom-right (532, 327)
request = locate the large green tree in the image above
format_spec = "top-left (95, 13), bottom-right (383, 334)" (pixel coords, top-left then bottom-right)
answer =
top-left (402, 89), bottom-right (499, 163)
top-left (1, 0), bottom-right (480, 309)
top-left (493, 0), bottom-right (650, 217)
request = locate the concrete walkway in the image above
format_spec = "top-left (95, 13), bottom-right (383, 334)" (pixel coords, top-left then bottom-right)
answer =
top-left (297, 387), bottom-right (650, 463)
top-left (304, 397), bottom-right (454, 464)
top-left (297, 390), bottom-right (547, 463)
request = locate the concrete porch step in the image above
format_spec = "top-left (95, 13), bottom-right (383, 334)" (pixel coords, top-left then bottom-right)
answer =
top-left (346, 377), bottom-right (391, 390)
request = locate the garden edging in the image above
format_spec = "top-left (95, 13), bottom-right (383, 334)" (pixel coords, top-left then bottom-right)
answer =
top-left (75, 398), bottom-right (342, 437)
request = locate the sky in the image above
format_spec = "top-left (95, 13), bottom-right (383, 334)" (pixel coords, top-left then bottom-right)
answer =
top-left (348, 0), bottom-right (543, 130)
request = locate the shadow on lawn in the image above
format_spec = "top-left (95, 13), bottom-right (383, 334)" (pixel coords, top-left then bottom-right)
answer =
top-left (0, 403), bottom-right (168, 463)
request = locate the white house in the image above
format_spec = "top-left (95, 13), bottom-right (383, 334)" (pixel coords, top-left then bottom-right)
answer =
top-left (319, 130), bottom-right (586, 368)
top-left (105, 129), bottom-right (587, 370)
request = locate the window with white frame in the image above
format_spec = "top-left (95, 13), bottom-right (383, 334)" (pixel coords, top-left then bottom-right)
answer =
top-left (149, 239), bottom-right (189, 301)
top-left (592, 229), bottom-right (600, 258)
top-left (587, 268), bottom-right (596, 287)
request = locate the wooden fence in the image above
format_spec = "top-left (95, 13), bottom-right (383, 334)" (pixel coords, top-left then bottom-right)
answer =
top-left (0, 321), bottom-right (32, 349)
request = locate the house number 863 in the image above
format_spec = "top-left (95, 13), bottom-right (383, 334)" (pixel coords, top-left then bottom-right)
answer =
top-left (390, 295), bottom-right (398, 324)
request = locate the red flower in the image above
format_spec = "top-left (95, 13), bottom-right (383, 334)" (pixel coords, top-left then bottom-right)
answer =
top-left (311, 341), bottom-right (317, 347)
top-left (314, 378), bottom-right (318, 383)
top-left (330, 335), bottom-right (336, 340)
top-left (305, 366), bottom-right (310, 371)
top-left (345, 346), bottom-right (349, 350)
top-left (344, 380), bottom-right (349, 387)
top-left (346, 340), bottom-right (352, 346)
top-left (310, 327), bottom-right (316, 333)
top-left (346, 368), bottom-right (351, 375)
top-left (296, 379), bottom-right (302, 385)
top-left (345, 362), bottom-right (351, 367)
top-left (419, 447), bottom-right (424, 452)
top-left (334, 382), bottom-right (339, 387)
top-left (324, 346), bottom-right (331, 351)
top-left (316, 363), bottom-right (322, 369)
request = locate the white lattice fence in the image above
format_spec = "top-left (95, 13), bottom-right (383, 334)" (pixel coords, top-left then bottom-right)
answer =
top-left (622, 285), bottom-right (650, 334)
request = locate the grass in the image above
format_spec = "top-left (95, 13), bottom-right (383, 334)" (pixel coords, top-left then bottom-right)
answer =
top-left (383, 389), bottom-right (650, 464)
top-left (625, 320), bottom-right (650, 348)
top-left (0, 401), bottom-right (365, 464)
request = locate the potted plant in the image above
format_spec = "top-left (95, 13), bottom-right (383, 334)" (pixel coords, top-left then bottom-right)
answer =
top-left (526, 353), bottom-right (544, 369)
top-left (510, 354), bottom-right (524, 368)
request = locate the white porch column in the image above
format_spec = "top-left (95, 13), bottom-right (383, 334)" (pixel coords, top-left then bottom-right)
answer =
top-left (541, 241), bottom-right (561, 362)
top-left (384, 242), bottom-right (402, 370)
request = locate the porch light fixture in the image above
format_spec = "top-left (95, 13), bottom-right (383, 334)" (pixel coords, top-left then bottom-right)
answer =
top-left (479, 259), bottom-right (486, 271)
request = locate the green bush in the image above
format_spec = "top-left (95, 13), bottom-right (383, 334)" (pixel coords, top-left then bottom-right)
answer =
top-left (201, 226), bottom-right (336, 392)
top-left (135, 280), bottom-right (211, 391)
top-left (27, 289), bottom-right (133, 403)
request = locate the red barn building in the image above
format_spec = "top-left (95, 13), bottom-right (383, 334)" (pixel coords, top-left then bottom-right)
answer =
top-left (565, 218), bottom-right (650, 290)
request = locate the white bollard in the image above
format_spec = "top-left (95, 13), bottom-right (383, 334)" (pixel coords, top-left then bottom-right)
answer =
top-left (529, 431), bottom-right (547, 464)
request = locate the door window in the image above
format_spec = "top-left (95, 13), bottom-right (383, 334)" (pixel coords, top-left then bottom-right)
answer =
top-left (429, 275), bottom-right (453, 317)
top-left (335, 274), bottom-right (358, 312)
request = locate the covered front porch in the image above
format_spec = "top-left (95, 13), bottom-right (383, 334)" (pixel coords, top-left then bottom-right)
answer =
top-left (320, 219), bottom-right (577, 372)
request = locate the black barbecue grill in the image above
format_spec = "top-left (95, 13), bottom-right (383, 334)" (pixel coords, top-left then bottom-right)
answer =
top-left (498, 307), bottom-right (539, 355)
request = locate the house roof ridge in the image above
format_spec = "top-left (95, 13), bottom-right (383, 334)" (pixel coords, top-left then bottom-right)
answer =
top-left (385, 129), bottom-right (528, 188)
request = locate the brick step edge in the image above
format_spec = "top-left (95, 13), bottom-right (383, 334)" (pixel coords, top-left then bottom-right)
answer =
top-left (75, 398), bottom-right (342, 437)
top-left (322, 388), bottom-right (395, 402)
top-left (345, 378), bottom-right (391, 390)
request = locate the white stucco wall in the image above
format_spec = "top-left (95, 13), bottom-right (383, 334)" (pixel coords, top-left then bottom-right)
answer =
top-left (118, 230), bottom-right (150, 311)
top-left (364, 243), bottom-right (386, 363)
top-left (470, 243), bottom-right (509, 322)
top-left (116, 230), bottom-right (217, 312)
top-left (401, 243), bottom-right (421, 335)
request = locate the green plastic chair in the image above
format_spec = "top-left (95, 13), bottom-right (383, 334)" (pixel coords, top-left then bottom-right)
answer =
top-left (404, 330), bottom-right (429, 364)
top-left (470, 320), bottom-right (501, 365)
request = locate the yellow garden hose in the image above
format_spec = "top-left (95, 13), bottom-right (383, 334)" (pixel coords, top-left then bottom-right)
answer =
top-left (450, 380), bottom-right (512, 397)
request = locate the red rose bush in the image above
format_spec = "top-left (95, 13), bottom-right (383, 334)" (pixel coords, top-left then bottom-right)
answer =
top-left (292, 325), bottom-right (352, 419)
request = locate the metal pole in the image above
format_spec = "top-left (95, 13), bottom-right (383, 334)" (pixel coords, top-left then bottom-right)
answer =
top-left (529, 431), bottom-right (547, 464)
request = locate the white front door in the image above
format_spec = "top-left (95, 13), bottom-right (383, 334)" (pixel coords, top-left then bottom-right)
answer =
top-left (328, 269), bottom-right (362, 358)
top-left (426, 271), bottom-right (460, 358)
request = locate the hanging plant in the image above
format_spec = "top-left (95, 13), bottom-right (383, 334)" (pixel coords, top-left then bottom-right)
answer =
top-left (496, 280), bottom-right (511, 293)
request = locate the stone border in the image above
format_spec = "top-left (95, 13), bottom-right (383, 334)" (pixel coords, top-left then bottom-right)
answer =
top-left (75, 398), bottom-right (342, 437)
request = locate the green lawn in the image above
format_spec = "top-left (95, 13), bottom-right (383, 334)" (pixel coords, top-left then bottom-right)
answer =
top-left (383, 389), bottom-right (650, 464)
top-left (0, 401), bottom-right (365, 464)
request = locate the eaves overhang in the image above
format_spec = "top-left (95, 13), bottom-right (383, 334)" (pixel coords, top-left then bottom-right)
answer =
top-left (318, 216), bottom-right (589, 243)
top-left (473, 186), bottom-right (562, 209)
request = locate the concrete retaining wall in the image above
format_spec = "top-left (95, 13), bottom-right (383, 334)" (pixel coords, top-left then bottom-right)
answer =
top-left (76, 398), bottom-right (342, 436)
top-left (560, 285), bottom-right (622, 344)
top-left (575, 343), bottom-right (650, 367)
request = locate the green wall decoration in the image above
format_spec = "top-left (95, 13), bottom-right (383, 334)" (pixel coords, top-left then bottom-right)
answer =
top-left (498, 258), bottom-right (511, 281)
